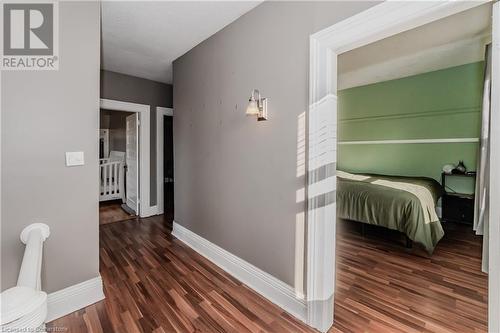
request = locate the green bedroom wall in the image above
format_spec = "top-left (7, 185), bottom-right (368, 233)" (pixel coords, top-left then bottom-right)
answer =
top-left (338, 61), bottom-right (485, 194)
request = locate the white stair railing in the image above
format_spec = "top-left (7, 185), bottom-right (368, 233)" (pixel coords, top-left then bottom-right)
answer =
top-left (99, 160), bottom-right (125, 202)
top-left (1, 223), bottom-right (50, 331)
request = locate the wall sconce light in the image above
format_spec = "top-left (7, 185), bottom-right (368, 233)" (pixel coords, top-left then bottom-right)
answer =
top-left (245, 89), bottom-right (268, 121)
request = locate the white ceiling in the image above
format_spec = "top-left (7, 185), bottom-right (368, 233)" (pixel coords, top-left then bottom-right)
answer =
top-left (338, 3), bottom-right (492, 90)
top-left (101, 1), bottom-right (262, 84)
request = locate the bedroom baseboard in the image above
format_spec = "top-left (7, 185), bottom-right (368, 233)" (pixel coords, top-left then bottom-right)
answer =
top-left (46, 276), bottom-right (105, 322)
top-left (172, 222), bottom-right (307, 323)
top-left (141, 205), bottom-right (158, 218)
top-left (436, 206), bottom-right (442, 218)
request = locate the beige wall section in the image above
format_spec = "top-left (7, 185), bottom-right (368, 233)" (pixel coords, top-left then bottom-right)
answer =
top-left (173, 1), bottom-right (377, 287)
top-left (1, 2), bottom-right (101, 293)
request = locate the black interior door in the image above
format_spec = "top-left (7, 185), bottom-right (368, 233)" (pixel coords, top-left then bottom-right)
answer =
top-left (164, 116), bottom-right (174, 216)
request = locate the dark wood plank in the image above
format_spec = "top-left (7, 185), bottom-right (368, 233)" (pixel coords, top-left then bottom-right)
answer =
top-left (99, 200), bottom-right (136, 225)
top-left (47, 215), bottom-right (487, 333)
top-left (333, 220), bottom-right (487, 333)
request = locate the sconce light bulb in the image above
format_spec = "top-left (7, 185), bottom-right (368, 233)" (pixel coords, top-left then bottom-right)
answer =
top-left (246, 99), bottom-right (260, 116)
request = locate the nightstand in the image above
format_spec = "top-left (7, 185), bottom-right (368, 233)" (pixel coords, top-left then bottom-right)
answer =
top-left (441, 172), bottom-right (475, 224)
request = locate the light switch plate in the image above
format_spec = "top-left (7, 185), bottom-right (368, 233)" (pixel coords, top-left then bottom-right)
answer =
top-left (65, 151), bottom-right (85, 166)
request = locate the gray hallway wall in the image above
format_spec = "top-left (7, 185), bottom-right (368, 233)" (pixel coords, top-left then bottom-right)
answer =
top-left (173, 1), bottom-right (378, 288)
top-left (1, 2), bottom-right (101, 293)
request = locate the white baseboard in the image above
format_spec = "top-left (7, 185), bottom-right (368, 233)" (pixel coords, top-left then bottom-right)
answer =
top-left (172, 222), bottom-right (307, 323)
top-left (436, 206), bottom-right (442, 218)
top-left (46, 276), bottom-right (105, 322)
top-left (141, 205), bottom-right (158, 218)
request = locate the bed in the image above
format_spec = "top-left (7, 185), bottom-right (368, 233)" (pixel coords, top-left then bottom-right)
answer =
top-left (337, 171), bottom-right (445, 253)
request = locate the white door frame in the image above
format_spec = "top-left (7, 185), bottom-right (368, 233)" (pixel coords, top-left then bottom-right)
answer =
top-left (489, 3), bottom-right (500, 333)
top-left (99, 129), bottom-right (109, 158)
top-left (156, 106), bottom-right (174, 215)
top-left (100, 98), bottom-right (156, 217)
top-left (307, 2), bottom-right (498, 332)
top-left (125, 113), bottom-right (140, 213)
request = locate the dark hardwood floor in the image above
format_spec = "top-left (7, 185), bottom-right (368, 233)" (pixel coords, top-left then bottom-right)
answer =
top-left (333, 220), bottom-right (488, 333)
top-left (99, 200), bottom-right (136, 225)
top-left (48, 215), bottom-right (312, 333)
top-left (48, 216), bottom-right (487, 333)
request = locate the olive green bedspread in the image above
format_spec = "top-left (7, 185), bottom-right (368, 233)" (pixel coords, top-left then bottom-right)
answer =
top-left (337, 172), bottom-right (445, 253)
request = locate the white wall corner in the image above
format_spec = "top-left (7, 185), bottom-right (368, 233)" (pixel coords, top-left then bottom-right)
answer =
top-left (171, 222), bottom-right (307, 323)
top-left (307, 296), bottom-right (334, 333)
top-left (46, 276), bottom-right (105, 322)
top-left (142, 205), bottom-right (159, 218)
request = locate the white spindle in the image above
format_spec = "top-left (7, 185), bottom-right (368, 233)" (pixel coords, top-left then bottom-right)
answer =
top-left (99, 165), bottom-right (103, 195)
top-left (17, 224), bottom-right (49, 290)
top-left (1, 223), bottom-right (50, 330)
top-left (108, 164), bottom-right (112, 194)
top-left (116, 162), bottom-right (120, 194)
top-left (110, 163), bottom-right (114, 194)
top-left (108, 163), bottom-right (112, 195)
top-left (119, 162), bottom-right (125, 199)
top-left (104, 164), bottom-right (108, 195)
top-left (113, 162), bottom-right (118, 194)
top-left (99, 160), bottom-right (125, 202)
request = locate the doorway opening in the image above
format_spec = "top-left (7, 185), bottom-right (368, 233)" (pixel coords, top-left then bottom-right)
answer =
top-left (156, 106), bottom-right (174, 219)
top-left (306, 2), bottom-right (499, 332)
top-left (333, 5), bottom-right (492, 331)
top-left (99, 109), bottom-right (137, 224)
top-left (99, 98), bottom-right (153, 220)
